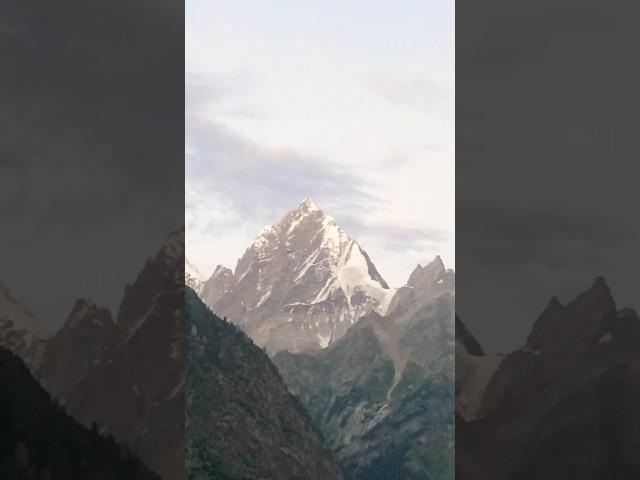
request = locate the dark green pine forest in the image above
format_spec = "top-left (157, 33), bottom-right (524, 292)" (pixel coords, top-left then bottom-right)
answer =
top-left (0, 346), bottom-right (159, 480)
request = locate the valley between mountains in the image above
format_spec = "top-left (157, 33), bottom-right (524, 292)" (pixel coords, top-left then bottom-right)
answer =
top-left (0, 229), bottom-right (186, 479)
top-left (3, 197), bottom-right (639, 479)
top-left (0, 198), bottom-right (454, 480)
top-left (187, 199), bottom-right (455, 479)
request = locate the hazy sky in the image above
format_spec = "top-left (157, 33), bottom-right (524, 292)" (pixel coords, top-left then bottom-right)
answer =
top-left (186, 0), bottom-right (454, 287)
top-left (1, 0), bottom-right (183, 330)
top-left (456, 0), bottom-right (640, 352)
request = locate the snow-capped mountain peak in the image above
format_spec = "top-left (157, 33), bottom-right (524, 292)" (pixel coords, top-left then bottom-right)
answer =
top-left (249, 199), bottom-right (333, 253)
top-left (207, 200), bottom-right (395, 354)
top-left (298, 197), bottom-right (319, 212)
top-left (237, 200), bottom-right (389, 304)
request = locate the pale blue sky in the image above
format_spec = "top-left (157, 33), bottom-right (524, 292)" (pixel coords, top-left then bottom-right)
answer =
top-left (186, 0), bottom-right (454, 287)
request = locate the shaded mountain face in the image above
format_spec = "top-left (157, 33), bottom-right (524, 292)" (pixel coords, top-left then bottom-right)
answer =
top-left (36, 229), bottom-right (185, 480)
top-left (454, 317), bottom-right (502, 421)
top-left (0, 346), bottom-right (159, 480)
top-left (203, 199), bottom-right (395, 354)
top-left (0, 284), bottom-right (47, 370)
top-left (457, 278), bottom-right (640, 479)
top-left (38, 300), bottom-right (116, 401)
top-left (455, 316), bottom-right (483, 356)
top-left (274, 257), bottom-right (455, 480)
top-left (185, 289), bottom-right (346, 480)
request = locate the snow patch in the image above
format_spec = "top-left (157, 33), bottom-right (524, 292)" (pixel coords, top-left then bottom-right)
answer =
top-left (166, 375), bottom-right (185, 400)
top-left (598, 332), bottom-right (613, 344)
top-left (521, 347), bottom-right (541, 355)
top-left (121, 293), bottom-right (160, 343)
top-left (255, 289), bottom-right (272, 308)
top-left (456, 340), bottom-right (502, 420)
top-left (317, 331), bottom-right (332, 348)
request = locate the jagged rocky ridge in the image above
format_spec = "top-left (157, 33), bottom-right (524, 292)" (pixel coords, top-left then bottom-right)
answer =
top-left (198, 199), bottom-right (396, 354)
top-left (0, 345), bottom-right (159, 480)
top-left (274, 257), bottom-right (455, 480)
top-left (456, 277), bottom-right (640, 479)
top-left (200, 265), bottom-right (233, 307)
top-left (0, 284), bottom-right (47, 371)
top-left (185, 288), bottom-right (346, 480)
top-left (35, 229), bottom-right (186, 480)
top-left (186, 259), bottom-right (204, 295)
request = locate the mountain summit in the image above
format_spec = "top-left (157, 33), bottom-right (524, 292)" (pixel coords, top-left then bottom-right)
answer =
top-left (205, 199), bottom-right (395, 354)
top-left (0, 284), bottom-right (47, 369)
top-left (185, 259), bottom-right (204, 294)
top-left (457, 278), bottom-right (640, 479)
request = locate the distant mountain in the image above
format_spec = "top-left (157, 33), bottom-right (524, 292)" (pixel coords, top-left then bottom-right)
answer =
top-left (0, 284), bottom-right (47, 370)
top-left (38, 299), bottom-right (116, 401)
top-left (203, 199), bottom-right (395, 354)
top-left (457, 278), bottom-right (640, 479)
top-left (186, 259), bottom-right (204, 295)
top-left (0, 345), bottom-right (158, 480)
top-left (200, 265), bottom-right (233, 307)
top-left (274, 257), bottom-right (455, 480)
top-left (185, 288), bottom-right (346, 480)
top-left (37, 228), bottom-right (186, 480)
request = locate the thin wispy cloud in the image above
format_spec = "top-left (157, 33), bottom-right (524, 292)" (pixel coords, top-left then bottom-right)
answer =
top-left (186, 0), bottom-right (454, 286)
top-left (187, 73), bottom-right (380, 215)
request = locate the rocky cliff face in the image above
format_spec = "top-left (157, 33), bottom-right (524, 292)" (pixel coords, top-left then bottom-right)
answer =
top-left (38, 300), bottom-right (116, 401)
top-left (185, 289), bottom-right (346, 480)
top-left (200, 265), bottom-right (233, 307)
top-left (37, 229), bottom-right (185, 480)
top-left (456, 278), bottom-right (640, 479)
top-left (206, 199), bottom-right (395, 354)
top-left (274, 257), bottom-right (455, 480)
